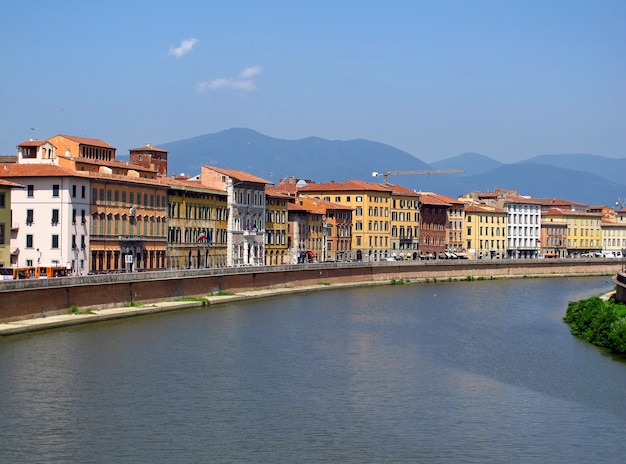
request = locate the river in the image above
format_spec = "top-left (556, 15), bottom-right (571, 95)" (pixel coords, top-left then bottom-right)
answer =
top-left (1, 276), bottom-right (625, 463)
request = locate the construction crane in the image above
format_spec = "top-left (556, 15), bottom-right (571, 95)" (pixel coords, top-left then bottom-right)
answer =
top-left (372, 169), bottom-right (464, 184)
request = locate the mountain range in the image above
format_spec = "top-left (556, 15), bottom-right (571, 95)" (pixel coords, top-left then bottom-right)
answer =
top-left (147, 128), bottom-right (624, 207)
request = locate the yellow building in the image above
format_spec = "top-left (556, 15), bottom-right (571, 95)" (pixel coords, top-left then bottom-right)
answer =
top-left (388, 184), bottom-right (421, 260)
top-left (0, 179), bottom-right (23, 268)
top-left (89, 175), bottom-right (168, 272)
top-left (166, 178), bottom-right (228, 269)
top-left (561, 210), bottom-right (602, 256)
top-left (464, 204), bottom-right (507, 259)
top-left (299, 180), bottom-right (392, 262)
top-left (265, 190), bottom-right (289, 265)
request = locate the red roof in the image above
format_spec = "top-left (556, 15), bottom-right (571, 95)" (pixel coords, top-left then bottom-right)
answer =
top-left (0, 178), bottom-right (24, 188)
top-left (17, 140), bottom-right (52, 148)
top-left (53, 134), bottom-right (116, 149)
top-left (0, 163), bottom-right (80, 178)
top-left (203, 166), bottom-right (272, 185)
top-left (299, 179), bottom-right (390, 193)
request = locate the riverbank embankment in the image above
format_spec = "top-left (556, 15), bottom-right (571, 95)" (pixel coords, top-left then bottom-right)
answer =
top-left (1, 258), bottom-right (620, 333)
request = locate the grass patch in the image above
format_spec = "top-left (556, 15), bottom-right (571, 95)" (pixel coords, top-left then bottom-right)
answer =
top-left (318, 281), bottom-right (331, 286)
top-left (391, 278), bottom-right (410, 285)
top-left (174, 296), bottom-right (208, 302)
top-left (68, 305), bottom-right (94, 315)
top-left (124, 300), bottom-right (143, 307)
top-left (209, 290), bottom-right (235, 296)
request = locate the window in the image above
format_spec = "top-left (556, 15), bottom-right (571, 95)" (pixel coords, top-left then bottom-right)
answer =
top-left (81, 185), bottom-right (86, 198)
top-left (130, 192), bottom-right (135, 205)
top-left (81, 209), bottom-right (86, 224)
top-left (52, 209), bottom-right (59, 224)
top-left (26, 234), bottom-right (33, 248)
top-left (80, 235), bottom-right (86, 249)
top-left (0, 193), bottom-right (4, 208)
top-left (52, 184), bottom-right (60, 197)
top-left (71, 234), bottom-right (77, 249)
top-left (0, 223), bottom-right (4, 245)
top-left (26, 209), bottom-right (34, 225)
top-left (27, 185), bottom-right (34, 197)
top-left (72, 185), bottom-right (77, 197)
top-left (72, 209), bottom-right (77, 224)
top-left (52, 234), bottom-right (59, 249)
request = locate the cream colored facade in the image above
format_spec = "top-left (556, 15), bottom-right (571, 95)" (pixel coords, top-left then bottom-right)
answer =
top-left (166, 179), bottom-right (228, 269)
top-left (464, 204), bottom-right (507, 259)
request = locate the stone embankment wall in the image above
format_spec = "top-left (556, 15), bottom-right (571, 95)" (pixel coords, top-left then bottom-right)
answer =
top-left (1, 259), bottom-right (620, 322)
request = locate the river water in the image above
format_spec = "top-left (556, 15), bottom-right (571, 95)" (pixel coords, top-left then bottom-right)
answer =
top-left (1, 276), bottom-right (625, 463)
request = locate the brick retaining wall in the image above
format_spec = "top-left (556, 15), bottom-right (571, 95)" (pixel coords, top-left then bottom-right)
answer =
top-left (1, 259), bottom-right (620, 322)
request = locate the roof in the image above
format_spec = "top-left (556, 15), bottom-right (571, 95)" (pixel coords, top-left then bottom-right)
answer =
top-left (419, 193), bottom-right (453, 207)
top-left (385, 183), bottom-right (421, 196)
top-left (129, 144), bottom-right (168, 153)
top-left (0, 163), bottom-right (81, 178)
top-left (426, 192), bottom-right (464, 205)
top-left (297, 196), bottom-right (353, 214)
top-left (0, 162), bottom-right (169, 188)
top-left (203, 166), bottom-right (272, 185)
top-left (265, 187), bottom-right (293, 199)
top-left (17, 139), bottom-right (52, 148)
top-left (299, 179), bottom-right (390, 193)
top-left (465, 204), bottom-right (507, 214)
top-left (0, 178), bottom-right (24, 188)
top-left (165, 177), bottom-right (225, 196)
top-left (57, 154), bottom-right (156, 173)
top-left (52, 134), bottom-right (116, 149)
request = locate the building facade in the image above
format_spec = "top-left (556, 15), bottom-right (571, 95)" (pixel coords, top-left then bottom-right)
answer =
top-left (200, 166), bottom-right (271, 266)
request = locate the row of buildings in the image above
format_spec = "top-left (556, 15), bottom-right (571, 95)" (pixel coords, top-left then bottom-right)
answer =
top-left (1, 134), bottom-right (625, 275)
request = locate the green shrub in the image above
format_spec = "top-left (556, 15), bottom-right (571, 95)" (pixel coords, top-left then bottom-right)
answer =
top-left (564, 296), bottom-right (626, 353)
top-left (607, 317), bottom-right (626, 353)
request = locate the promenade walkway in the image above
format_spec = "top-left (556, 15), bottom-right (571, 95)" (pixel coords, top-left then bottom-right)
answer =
top-left (0, 281), bottom-right (382, 337)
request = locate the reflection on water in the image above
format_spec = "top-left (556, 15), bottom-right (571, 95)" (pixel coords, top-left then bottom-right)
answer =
top-left (1, 276), bottom-right (625, 463)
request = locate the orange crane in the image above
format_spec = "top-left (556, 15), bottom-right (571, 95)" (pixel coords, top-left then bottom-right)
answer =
top-left (371, 169), bottom-right (464, 184)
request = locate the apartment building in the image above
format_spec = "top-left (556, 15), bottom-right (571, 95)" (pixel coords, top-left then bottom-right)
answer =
top-left (200, 166), bottom-right (271, 266)
top-left (0, 163), bottom-right (91, 274)
top-left (299, 180), bottom-right (392, 262)
top-left (418, 193), bottom-right (452, 259)
top-left (0, 179), bottom-right (23, 268)
top-left (541, 208), bottom-right (568, 257)
top-left (388, 184), bottom-right (420, 260)
top-left (166, 177), bottom-right (228, 269)
top-left (265, 190), bottom-right (289, 265)
top-left (464, 203), bottom-right (508, 259)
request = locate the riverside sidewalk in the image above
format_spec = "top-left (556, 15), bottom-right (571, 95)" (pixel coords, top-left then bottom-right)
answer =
top-left (0, 281), bottom-right (381, 337)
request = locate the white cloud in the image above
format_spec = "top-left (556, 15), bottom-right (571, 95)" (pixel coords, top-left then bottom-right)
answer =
top-left (168, 38), bottom-right (198, 58)
top-left (197, 66), bottom-right (263, 94)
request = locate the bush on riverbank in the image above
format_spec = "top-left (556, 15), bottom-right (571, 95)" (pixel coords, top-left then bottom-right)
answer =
top-left (563, 296), bottom-right (626, 353)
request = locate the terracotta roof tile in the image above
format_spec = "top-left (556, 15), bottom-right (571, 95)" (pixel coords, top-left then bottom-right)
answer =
top-left (53, 134), bottom-right (116, 149)
top-left (204, 166), bottom-right (272, 184)
top-left (299, 179), bottom-right (390, 193)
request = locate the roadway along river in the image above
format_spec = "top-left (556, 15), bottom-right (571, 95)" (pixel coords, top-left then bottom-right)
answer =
top-left (1, 276), bottom-right (625, 463)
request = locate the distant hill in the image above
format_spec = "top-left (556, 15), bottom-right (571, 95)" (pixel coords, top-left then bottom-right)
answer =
top-left (431, 152), bottom-right (503, 176)
top-left (527, 153), bottom-right (626, 187)
top-left (159, 128), bottom-right (432, 184)
top-left (156, 128), bottom-right (626, 206)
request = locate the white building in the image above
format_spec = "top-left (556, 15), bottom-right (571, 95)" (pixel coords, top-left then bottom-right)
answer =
top-left (1, 163), bottom-right (91, 275)
top-left (199, 166), bottom-right (271, 266)
top-left (505, 199), bottom-right (542, 258)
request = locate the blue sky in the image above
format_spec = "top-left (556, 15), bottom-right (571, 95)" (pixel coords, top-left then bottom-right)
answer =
top-left (1, 0), bottom-right (624, 163)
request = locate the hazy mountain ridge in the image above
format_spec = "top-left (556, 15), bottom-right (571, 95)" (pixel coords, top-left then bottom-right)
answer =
top-left (158, 128), bottom-right (625, 206)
